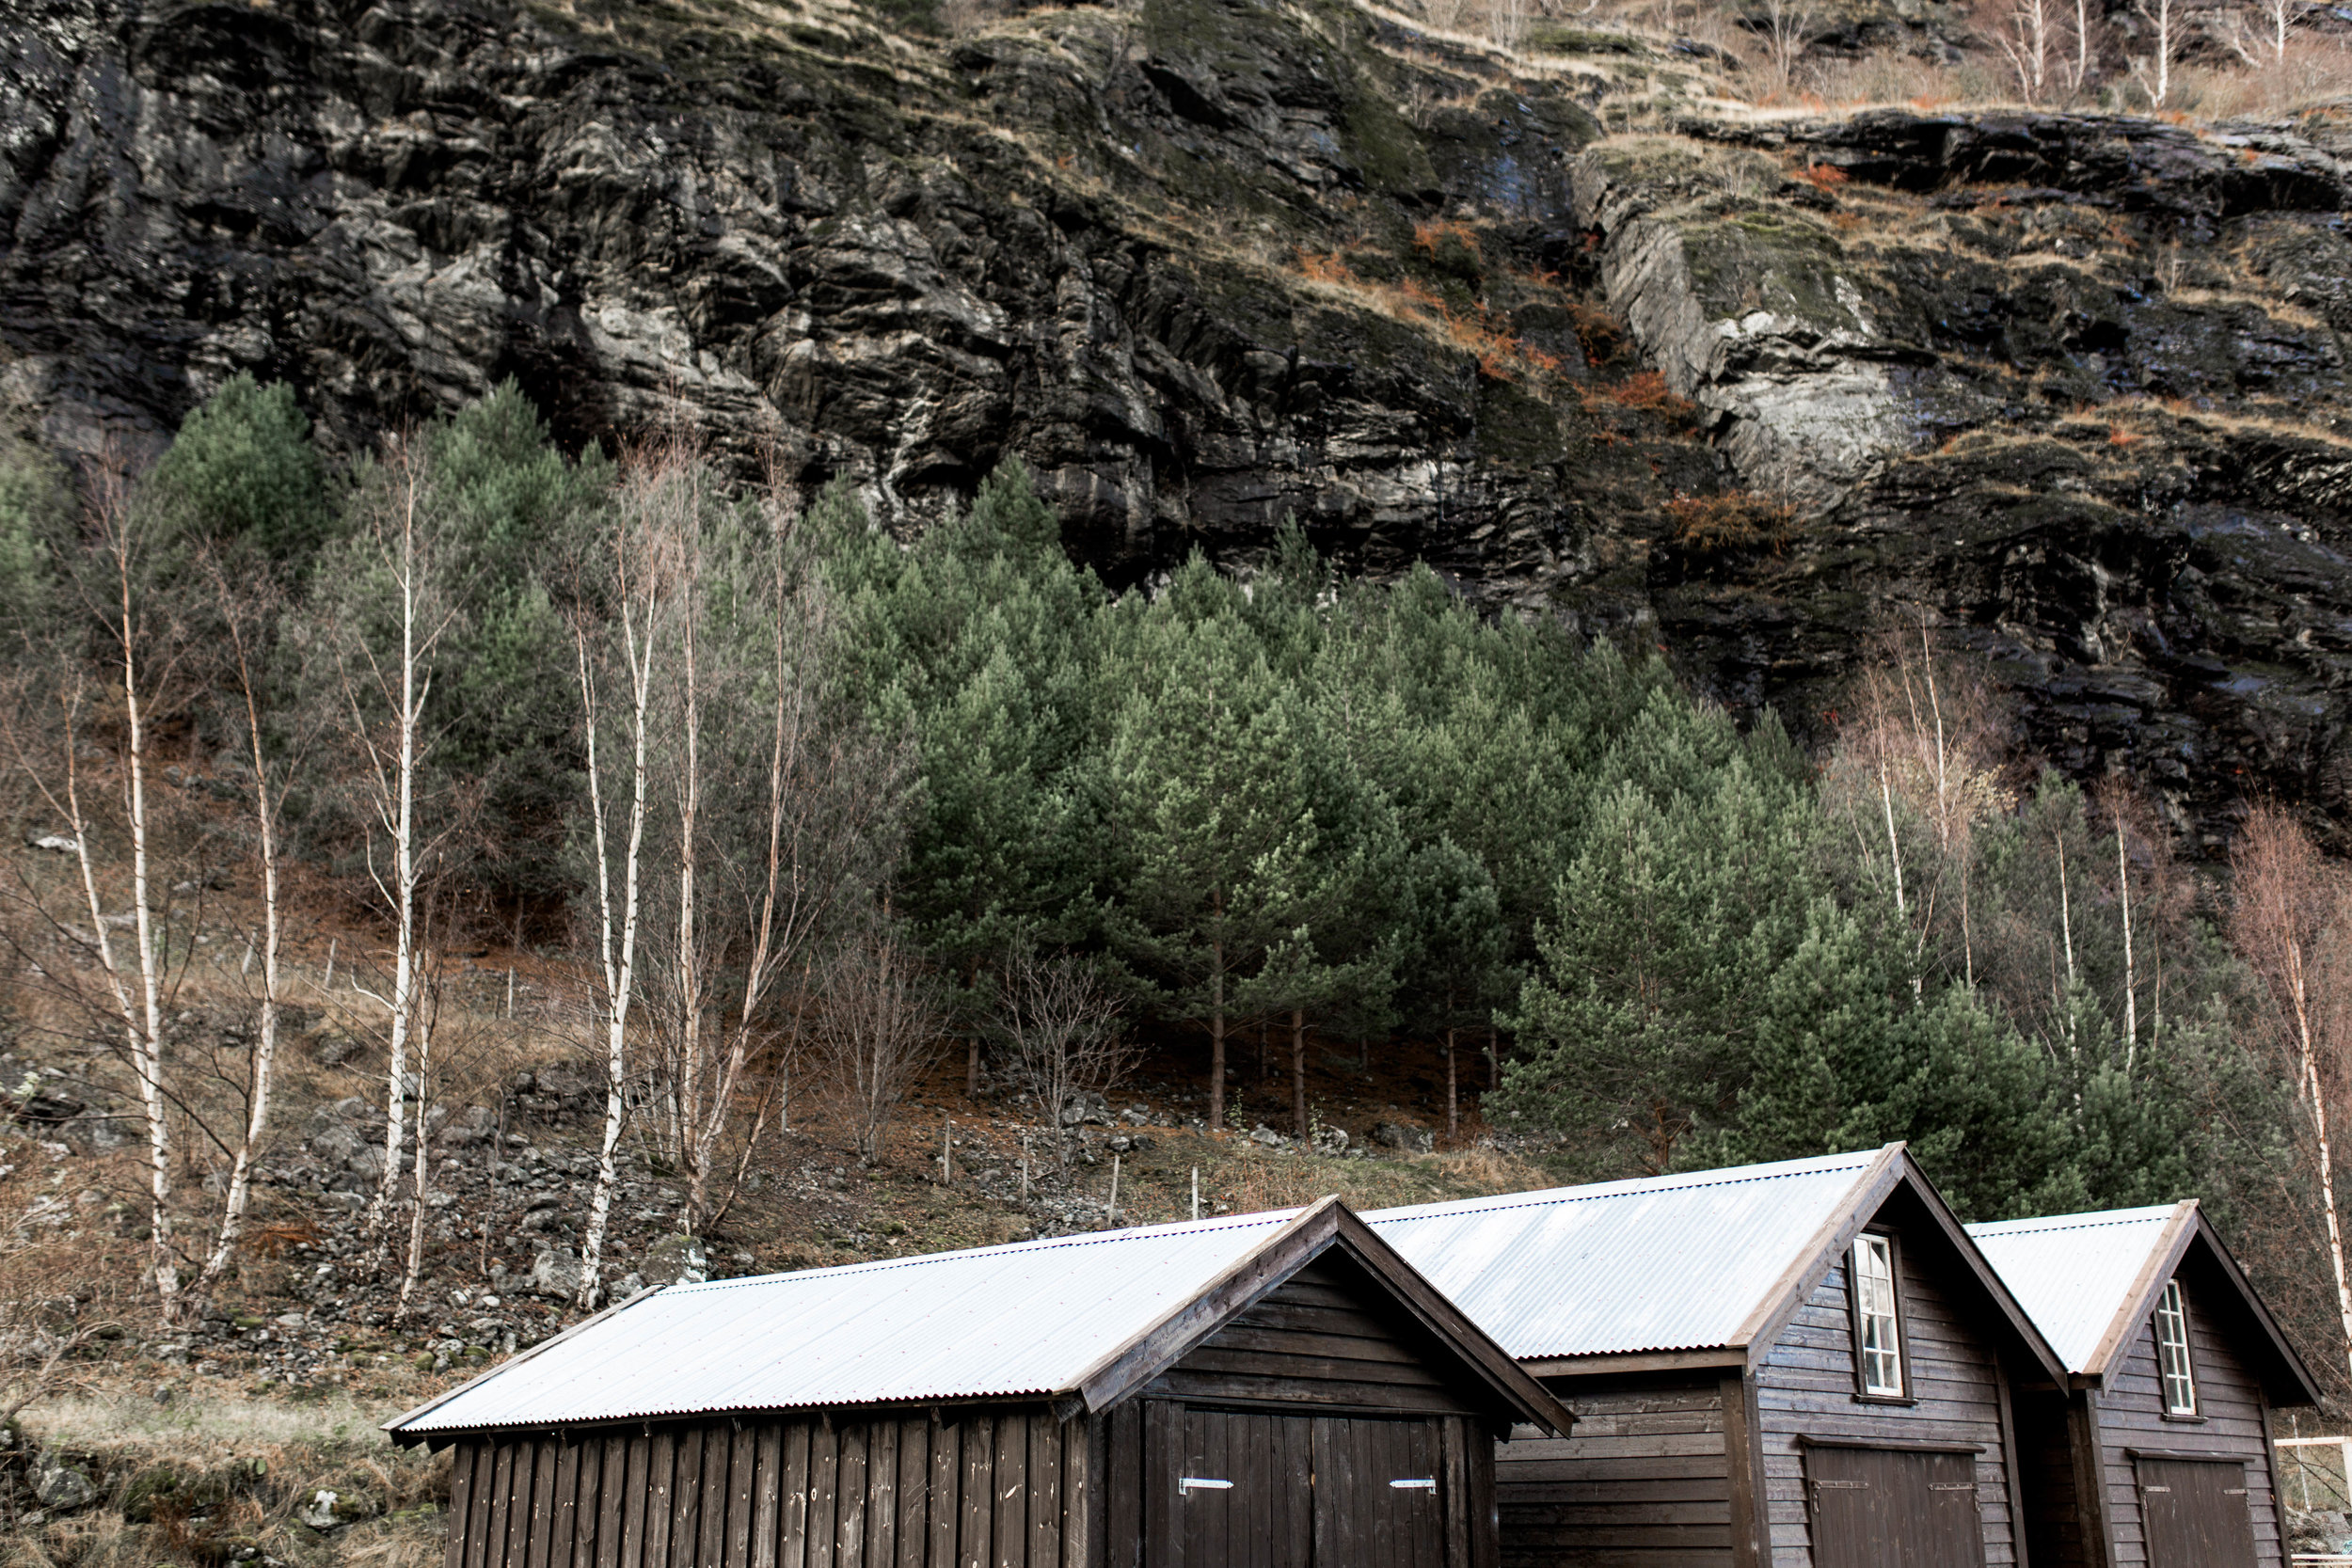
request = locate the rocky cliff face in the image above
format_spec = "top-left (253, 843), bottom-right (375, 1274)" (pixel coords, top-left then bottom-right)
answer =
top-left (6, 0), bottom-right (2351, 843)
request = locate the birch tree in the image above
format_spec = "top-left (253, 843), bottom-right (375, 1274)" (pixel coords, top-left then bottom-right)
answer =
top-left (571, 471), bottom-right (669, 1309)
top-left (2131, 0), bottom-right (2177, 105)
top-left (306, 438), bottom-right (463, 1268)
top-left (190, 549), bottom-right (303, 1298)
top-left (8, 457), bottom-right (195, 1321)
top-left (2229, 804), bottom-right (2352, 1386)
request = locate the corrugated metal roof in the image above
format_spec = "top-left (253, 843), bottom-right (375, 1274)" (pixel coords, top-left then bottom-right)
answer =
top-left (392, 1207), bottom-right (1311, 1435)
top-left (1364, 1148), bottom-right (1890, 1360)
top-left (1966, 1204), bottom-right (2185, 1373)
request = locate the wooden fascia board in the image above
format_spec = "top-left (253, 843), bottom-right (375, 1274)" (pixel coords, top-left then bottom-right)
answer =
top-left (1888, 1155), bottom-right (2070, 1387)
top-left (1321, 1205), bottom-right (1574, 1436)
top-left (1073, 1196), bottom-right (1342, 1416)
top-left (2081, 1200), bottom-right (2200, 1386)
top-left (1727, 1142), bottom-right (1908, 1368)
top-left (383, 1285), bottom-right (664, 1446)
top-left (1521, 1348), bottom-right (1748, 1379)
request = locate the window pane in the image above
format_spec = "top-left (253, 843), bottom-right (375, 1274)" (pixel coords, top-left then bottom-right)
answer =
top-left (1854, 1236), bottom-right (1902, 1396)
top-left (2155, 1280), bottom-right (2195, 1414)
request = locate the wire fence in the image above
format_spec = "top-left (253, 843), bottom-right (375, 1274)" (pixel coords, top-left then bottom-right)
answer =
top-left (2282, 1434), bottom-right (2352, 1563)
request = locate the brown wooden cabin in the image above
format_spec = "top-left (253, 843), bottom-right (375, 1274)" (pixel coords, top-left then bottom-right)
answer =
top-left (387, 1196), bottom-right (1568, 1568)
top-left (1369, 1144), bottom-right (2071, 1568)
top-left (1970, 1202), bottom-right (2322, 1568)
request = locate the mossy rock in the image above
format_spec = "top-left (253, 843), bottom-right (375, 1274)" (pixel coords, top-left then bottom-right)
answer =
top-left (121, 1465), bottom-right (230, 1523)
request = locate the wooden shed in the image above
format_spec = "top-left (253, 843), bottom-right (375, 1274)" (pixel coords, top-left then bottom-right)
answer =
top-left (387, 1196), bottom-right (1569, 1568)
top-left (1969, 1201), bottom-right (2321, 1568)
top-left (1368, 1144), bottom-right (2071, 1568)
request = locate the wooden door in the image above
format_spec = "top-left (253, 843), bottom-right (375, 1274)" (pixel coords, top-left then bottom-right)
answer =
top-left (1310, 1415), bottom-right (1446, 1567)
top-left (1144, 1404), bottom-right (1452, 1567)
top-left (2138, 1457), bottom-right (2258, 1568)
top-left (1152, 1405), bottom-right (1315, 1568)
top-left (1805, 1446), bottom-right (1987, 1568)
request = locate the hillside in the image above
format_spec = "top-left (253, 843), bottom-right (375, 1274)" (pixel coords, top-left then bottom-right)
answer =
top-left (8, 0), bottom-right (2352, 841)
top-left (0, 887), bottom-right (1549, 1566)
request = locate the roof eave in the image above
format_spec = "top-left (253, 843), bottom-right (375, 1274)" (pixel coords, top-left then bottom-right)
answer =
top-left (1727, 1146), bottom-right (2069, 1387)
top-left (384, 1284), bottom-right (667, 1446)
top-left (1726, 1142), bottom-right (1908, 1369)
top-left (1521, 1347), bottom-right (1748, 1379)
top-left (2157, 1206), bottom-right (2324, 1408)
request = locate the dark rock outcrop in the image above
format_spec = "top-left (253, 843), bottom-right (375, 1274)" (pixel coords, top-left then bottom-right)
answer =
top-left (6, 0), bottom-right (2352, 844)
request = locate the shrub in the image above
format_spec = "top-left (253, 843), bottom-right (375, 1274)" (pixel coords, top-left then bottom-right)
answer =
top-left (148, 374), bottom-right (329, 570)
top-left (1662, 491), bottom-right (1796, 553)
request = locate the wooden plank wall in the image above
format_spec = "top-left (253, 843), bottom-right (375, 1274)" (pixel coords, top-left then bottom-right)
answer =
top-left (1488, 1371), bottom-right (1733, 1568)
top-left (1142, 1258), bottom-right (1489, 1417)
top-left (1753, 1236), bottom-right (2021, 1568)
top-left (440, 1408), bottom-right (1087, 1568)
top-left (1100, 1397), bottom-right (1496, 1568)
top-left (2090, 1265), bottom-right (2284, 1568)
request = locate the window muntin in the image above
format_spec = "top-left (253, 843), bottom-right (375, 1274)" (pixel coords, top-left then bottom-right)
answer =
top-left (1853, 1233), bottom-right (1904, 1398)
top-left (2154, 1279), bottom-right (2197, 1415)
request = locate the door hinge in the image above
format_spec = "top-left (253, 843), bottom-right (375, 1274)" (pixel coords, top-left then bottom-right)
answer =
top-left (1178, 1478), bottom-right (1233, 1497)
top-left (1390, 1479), bottom-right (1437, 1491)
top-left (1930, 1483), bottom-right (1974, 1493)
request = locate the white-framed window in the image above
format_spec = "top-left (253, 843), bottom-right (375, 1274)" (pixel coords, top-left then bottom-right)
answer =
top-left (2154, 1279), bottom-right (2197, 1415)
top-left (1853, 1233), bottom-right (1904, 1397)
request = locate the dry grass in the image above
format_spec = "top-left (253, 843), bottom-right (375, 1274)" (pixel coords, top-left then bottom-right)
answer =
top-left (1662, 490), bottom-right (1796, 551)
top-left (2, 1390), bottom-right (449, 1568)
top-left (1583, 368), bottom-right (1693, 417)
top-left (1288, 250), bottom-right (1567, 384)
top-left (31, 1390), bottom-right (403, 1453)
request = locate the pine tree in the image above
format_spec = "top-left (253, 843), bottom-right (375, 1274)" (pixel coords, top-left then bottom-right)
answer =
top-left (1099, 558), bottom-right (1324, 1128)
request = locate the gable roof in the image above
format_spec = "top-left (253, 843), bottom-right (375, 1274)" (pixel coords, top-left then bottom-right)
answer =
top-left (388, 1196), bottom-right (1568, 1444)
top-left (1968, 1200), bottom-right (2321, 1405)
top-left (1367, 1143), bottom-right (2064, 1383)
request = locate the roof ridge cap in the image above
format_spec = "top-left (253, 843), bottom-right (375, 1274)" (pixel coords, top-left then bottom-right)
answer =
top-left (1968, 1207), bottom-right (2181, 1237)
top-left (668, 1206), bottom-right (1305, 1292)
top-left (1371, 1150), bottom-right (1881, 1222)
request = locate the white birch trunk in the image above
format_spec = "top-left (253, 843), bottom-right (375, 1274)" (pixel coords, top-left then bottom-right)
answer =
top-left (197, 628), bottom-right (284, 1294)
top-left (57, 685), bottom-right (176, 1319)
top-left (2117, 817), bottom-right (2137, 1073)
top-left (396, 990), bottom-right (435, 1322)
top-left (365, 476), bottom-right (429, 1263)
top-left (2286, 943), bottom-right (2352, 1386)
top-left (575, 588), bottom-right (657, 1309)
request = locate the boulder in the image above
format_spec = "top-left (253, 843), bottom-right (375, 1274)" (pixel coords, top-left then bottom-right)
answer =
top-left (1370, 1122), bottom-right (1433, 1153)
top-left (638, 1233), bottom-right (708, 1288)
top-left (1059, 1091), bottom-right (1112, 1128)
top-left (529, 1245), bottom-right (583, 1300)
top-left (309, 1123), bottom-right (366, 1166)
top-left (33, 1450), bottom-right (95, 1513)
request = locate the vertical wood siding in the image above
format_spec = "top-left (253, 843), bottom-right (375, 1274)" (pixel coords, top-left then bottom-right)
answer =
top-left (442, 1410), bottom-right (1085, 1568)
top-left (1108, 1394), bottom-right (1493, 1567)
top-left (1142, 1259), bottom-right (1488, 1416)
top-left (2090, 1267), bottom-right (2284, 1568)
top-left (1754, 1237), bottom-right (2020, 1568)
top-left (1490, 1371), bottom-right (1733, 1568)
